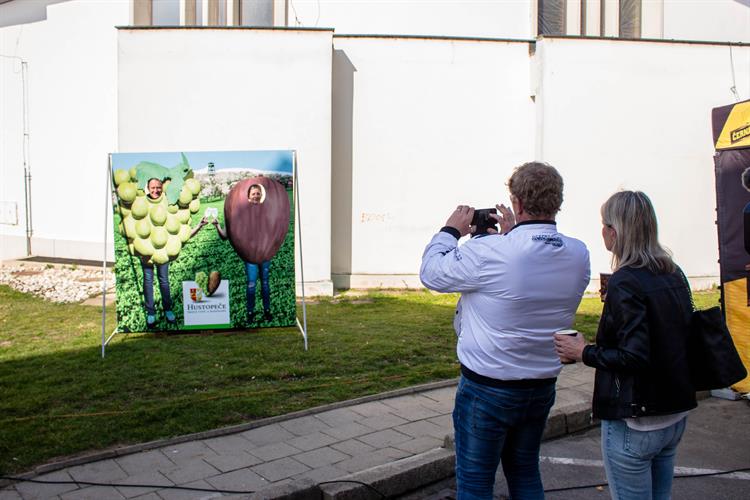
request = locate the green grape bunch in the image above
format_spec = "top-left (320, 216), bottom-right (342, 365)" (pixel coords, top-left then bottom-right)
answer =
top-left (195, 271), bottom-right (208, 293)
top-left (112, 157), bottom-right (202, 266)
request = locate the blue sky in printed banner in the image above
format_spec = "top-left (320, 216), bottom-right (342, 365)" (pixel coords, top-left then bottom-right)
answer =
top-left (111, 150), bottom-right (293, 175)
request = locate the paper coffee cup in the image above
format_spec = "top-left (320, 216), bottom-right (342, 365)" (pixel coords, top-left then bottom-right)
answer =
top-left (554, 329), bottom-right (578, 364)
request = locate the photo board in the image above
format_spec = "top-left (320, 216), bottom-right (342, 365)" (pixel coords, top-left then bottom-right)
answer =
top-left (109, 150), bottom-right (296, 333)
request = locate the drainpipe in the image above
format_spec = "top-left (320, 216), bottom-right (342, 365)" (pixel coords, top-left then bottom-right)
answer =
top-left (21, 61), bottom-right (32, 256)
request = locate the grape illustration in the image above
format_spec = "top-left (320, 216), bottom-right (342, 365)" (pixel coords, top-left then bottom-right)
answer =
top-left (195, 271), bottom-right (208, 293)
top-left (113, 155), bottom-right (202, 266)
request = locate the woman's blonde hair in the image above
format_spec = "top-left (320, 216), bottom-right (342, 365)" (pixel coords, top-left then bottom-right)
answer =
top-left (601, 191), bottom-right (675, 274)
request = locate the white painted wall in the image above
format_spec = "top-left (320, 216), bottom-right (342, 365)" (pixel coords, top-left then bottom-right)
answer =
top-left (288, 0), bottom-right (534, 39)
top-left (536, 37), bottom-right (750, 284)
top-left (331, 37), bottom-right (535, 288)
top-left (118, 28), bottom-right (334, 294)
top-left (663, 0), bottom-right (750, 43)
top-left (0, 0), bottom-right (127, 261)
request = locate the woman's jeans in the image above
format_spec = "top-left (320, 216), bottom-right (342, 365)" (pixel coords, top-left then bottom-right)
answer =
top-left (601, 417), bottom-right (687, 500)
top-left (142, 262), bottom-right (171, 315)
top-left (245, 260), bottom-right (271, 314)
top-left (453, 375), bottom-right (556, 500)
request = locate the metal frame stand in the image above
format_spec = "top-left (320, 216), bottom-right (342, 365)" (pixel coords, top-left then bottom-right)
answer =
top-left (293, 152), bottom-right (309, 350)
top-left (101, 157), bottom-right (118, 358)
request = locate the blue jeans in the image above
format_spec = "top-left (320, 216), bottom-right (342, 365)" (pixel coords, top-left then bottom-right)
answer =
top-left (601, 417), bottom-right (687, 500)
top-left (142, 262), bottom-right (171, 315)
top-left (453, 375), bottom-right (556, 500)
top-left (245, 260), bottom-right (271, 315)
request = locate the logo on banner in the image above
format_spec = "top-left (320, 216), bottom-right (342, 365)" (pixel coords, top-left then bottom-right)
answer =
top-left (182, 280), bottom-right (230, 327)
top-left (731, 124), bottom-right (750, 144)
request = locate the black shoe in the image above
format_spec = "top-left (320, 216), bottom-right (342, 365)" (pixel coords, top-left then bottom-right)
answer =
top-left (263, 310), bottom-right (272, 322)
top-left (247, 312), bottom-right (256, 324)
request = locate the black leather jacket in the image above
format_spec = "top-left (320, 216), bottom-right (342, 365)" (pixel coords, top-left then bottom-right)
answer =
top-left (582, 266), bottom-right (697, 419)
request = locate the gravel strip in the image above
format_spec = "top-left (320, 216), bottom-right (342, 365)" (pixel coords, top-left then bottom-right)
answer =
top-left (0, 263), bottom-right (114, 303)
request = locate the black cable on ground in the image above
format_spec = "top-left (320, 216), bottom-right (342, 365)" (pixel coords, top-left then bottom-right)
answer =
top-left (0, 476), bottom-right (388, 498)
top-left (543, 466), bottom-right (750, 493)
top-left (2, 466), bottom-right (749, 497)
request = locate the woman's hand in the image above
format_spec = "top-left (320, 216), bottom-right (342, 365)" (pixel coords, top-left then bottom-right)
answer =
top-left (554, 332), bottom-right (587, 362)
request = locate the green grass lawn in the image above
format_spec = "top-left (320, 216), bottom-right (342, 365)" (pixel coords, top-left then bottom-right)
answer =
top-left (0, 285), bottom-right (721, 474)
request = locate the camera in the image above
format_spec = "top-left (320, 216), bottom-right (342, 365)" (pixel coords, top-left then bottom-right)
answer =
top-left (471, 208), bottom-right (498, 235)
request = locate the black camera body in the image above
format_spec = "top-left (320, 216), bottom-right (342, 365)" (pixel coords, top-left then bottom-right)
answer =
top-left (471, 208), bottom-right (498, 235)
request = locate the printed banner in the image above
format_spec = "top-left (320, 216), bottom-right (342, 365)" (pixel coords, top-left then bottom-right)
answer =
top-left (713, 100), bottom-right (750, 392)
top-left (110, 150), bottom-right (296, 333)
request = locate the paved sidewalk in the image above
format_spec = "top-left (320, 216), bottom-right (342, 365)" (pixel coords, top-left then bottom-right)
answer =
top-left (0, 364), bottom-right (594, 500)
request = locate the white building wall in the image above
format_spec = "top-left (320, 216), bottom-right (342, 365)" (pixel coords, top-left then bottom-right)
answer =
top-left (331, 37), bottom-right (535, 288)
top-left (289, 0), bottom-right (534, 39)
top-left (117, 28), bottom-right (334, 294)
top-left (663, 0), bottom-right (750, 43)
top-left (0, 0), bottom-right (127, 261)
top-left (536, 37), bottom-right (750, 286)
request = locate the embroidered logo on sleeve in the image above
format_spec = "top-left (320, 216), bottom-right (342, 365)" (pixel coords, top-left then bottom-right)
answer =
top-left (532, 234), bottom-right (563, 247)
top-left (453, 248), bottom-right (463, 261)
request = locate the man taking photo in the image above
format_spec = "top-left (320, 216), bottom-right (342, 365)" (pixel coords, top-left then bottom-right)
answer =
top-left (420, 161), bottom-right (590, 499)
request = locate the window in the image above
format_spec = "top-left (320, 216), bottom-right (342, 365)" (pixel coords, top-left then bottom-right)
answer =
top-left (619, 0), bottom-right (642, 38)
top-left (538, 0), bottom-right (567, 36)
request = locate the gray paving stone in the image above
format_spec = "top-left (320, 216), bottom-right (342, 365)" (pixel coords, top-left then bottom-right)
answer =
top-left (358, 428), bottom-right (412, 448)
top-left (154, 479), bottom-right (222, 500)
top-left (279, 415), bottom-right (332, 436)
top-left (330, 439), bottom-right (376, 456)
top-left (285, 431), bottom-right (337, 452)
top-left (247, 442), bottom-right (300, 461)
top-left (314, 407), bottom-right (362, 427)
top-left (67, 459), bottom-right (128, 483)
top-left (13, 470), bottom-right (78, 499)
top-left (129, 494), bottom-right (162, 500)
top-left (241, 424), bottom-right (296, 447)
top-left (358, 413), bottom-right (409, 431)
top-left (381, 395), bottom-right (443, 420)
top-left (335, 447), bottom-right (411, 473)
top-left (59, 485), bottom-right (125, 500)
top-left (204, 467), bottom-right (269, 494)
top-left (0, 487), bottom-right (22, 500)
top-left (161, 441), bottom-right (218, 466)
top-left (203, 451), bottom-right (263, 473)
top-left (292, 447), bottom-right (349, 468)
top-left (113, 471), bottom-right (173, 498)
top-left (393, 436), bottom-right (444, 454)
top-left (161, 459), bottom-right (220, 485)
top-left (349, 400), bottom-right (395, 417)
top-left (320, 421), bottom-right (375, 440)
top-left (411, 393), bottom-right (454, 414)
top-left (252, 457), bottom-right (310, 482)
top-left (291, 464), bottom-right (349, 485)
top-left (427, 413), bottom-right (453, 431)
top-left (202, 434), bottom-right (254, 455)
top-left (421, 386), bottom-right (457, 404)
top-left (115, 450), bottom-right (175, 476)
top-left (395, 419), bottom-right (451, 439)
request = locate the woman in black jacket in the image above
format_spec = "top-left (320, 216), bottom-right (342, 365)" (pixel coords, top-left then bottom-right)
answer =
top-left (555, 190), bottom-right (696, 500)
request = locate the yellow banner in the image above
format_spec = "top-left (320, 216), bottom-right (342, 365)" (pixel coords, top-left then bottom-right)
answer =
top-left (724, 278), bottom-right (750, 392)
top-left (716, 101), bottom-right (750, 150)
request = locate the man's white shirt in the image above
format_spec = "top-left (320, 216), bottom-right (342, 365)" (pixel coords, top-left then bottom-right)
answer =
top-left (420, 222), bottom-right (590, 380)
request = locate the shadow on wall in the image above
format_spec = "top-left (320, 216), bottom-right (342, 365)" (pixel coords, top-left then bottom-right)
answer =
top-left (0, 0), bottom-right (70, 29)
top-left (331, 49), bottom-right (356, 279)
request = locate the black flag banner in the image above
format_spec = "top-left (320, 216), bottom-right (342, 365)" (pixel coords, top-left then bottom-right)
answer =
top-left (712, 99), bottom-right (750, 392)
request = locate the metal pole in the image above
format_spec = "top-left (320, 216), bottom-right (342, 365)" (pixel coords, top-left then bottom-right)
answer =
top-left (102, 159), bottom-right (112, 358)
top-left (294, 152), bottom-right (308, 350)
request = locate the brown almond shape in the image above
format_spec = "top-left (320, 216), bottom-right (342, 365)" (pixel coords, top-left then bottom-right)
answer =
top-left (223, 177), bottom-right (290, 264)
top-left (207, 271), bottom-right (221, 296)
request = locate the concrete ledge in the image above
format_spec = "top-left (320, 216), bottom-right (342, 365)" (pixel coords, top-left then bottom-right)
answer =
top-left (318, 448), bottom-right (455, 500)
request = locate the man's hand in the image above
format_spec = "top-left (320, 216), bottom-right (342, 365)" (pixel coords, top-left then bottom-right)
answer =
top-left (488, 203), bottom-right (516, 234)
top-left (445, 205), bottom-right (475, 237)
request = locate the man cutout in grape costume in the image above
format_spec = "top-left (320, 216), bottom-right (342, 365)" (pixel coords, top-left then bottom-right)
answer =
top-left (212, 178), bottom-right (290, 325)
top-left (142, 178), bottom-right (209, 327)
